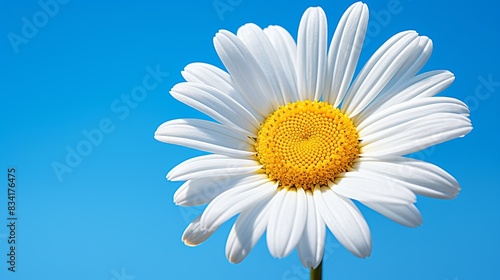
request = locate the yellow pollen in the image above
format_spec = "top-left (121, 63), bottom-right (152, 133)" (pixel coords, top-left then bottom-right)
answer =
top-left (255, 100), bottom-right (359, 190)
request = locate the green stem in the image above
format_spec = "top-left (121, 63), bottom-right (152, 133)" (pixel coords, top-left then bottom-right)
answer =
top-left (310, 260), bottom-right (323, 280)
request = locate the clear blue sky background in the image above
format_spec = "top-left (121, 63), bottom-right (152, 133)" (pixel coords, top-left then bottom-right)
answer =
top-left (1, 0), bottom-right (499, 279)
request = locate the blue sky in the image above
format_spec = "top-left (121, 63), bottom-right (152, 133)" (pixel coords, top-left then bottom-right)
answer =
top-left (1, 0), bottom-right (499, 279)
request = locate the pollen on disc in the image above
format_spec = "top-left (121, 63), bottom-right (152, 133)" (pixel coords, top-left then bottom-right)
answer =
top-left (255, 100), bottom-right (359, 190)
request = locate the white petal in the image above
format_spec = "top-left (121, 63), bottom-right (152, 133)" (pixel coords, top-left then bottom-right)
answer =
top-left (167, 154), bottom-right (261, 181)
top-left (379, 36), bottom-right (433, 94)
top-left (170, 82), bottom-right (260, 136)
top-left (332, 171), bottom-right (416, 204)
top-left (173, 175), bottom-right (254, 206)
top-left (357, 97), bottom-right (470, 136)
top-left (297, 7), bottom-right (328, 101)
top-left (325, 2), bottom-right (368, 107)
top-left (182, 63), bottom-right (231, 88)
top-left (354, 70), bottom-right (455, 123)
top-left (214, 30), bottom-right (280, 117)
top-left (267, 188), bottom-right (308, 258)
top-left (361, 113), bottom-right (472, 157)
top-left (386, 70), bottom-right (455, 105)
top-left (355, 157), bottom-right (461, 199)
top-left (341, 31), bottom-right (419, 117)
top-left (238, 23), bottom-right (296, 105)
top-left (182, 215), bottom-right (216, 246)
top-left (200, 179), bottom-right (277, 231)
top-left (363, 202), bottom-right (422, 228)
top-left (181, 63), bottom-right (263, 122)
top-left (265, 25), bottom-right (297, 68)
top-left (154, 119), bottom-right (255, 158)
top-left (314, 186), bottom-right (371, 258)
top-left (297, 190), bottom-right (325, 269)
top-left (264, 25), bottom-right (299, 101)
top-left (226, 197), bottom-right (273, 263)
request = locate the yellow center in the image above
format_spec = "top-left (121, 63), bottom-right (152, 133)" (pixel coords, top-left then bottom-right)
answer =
top-left (255, 100), bottom-right (359, 190)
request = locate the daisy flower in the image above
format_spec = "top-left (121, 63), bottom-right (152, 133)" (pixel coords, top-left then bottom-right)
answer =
top-left (155, 1), bottom-right (472, 270)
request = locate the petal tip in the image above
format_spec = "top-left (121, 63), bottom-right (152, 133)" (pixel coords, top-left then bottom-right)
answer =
top-left (182, 240), bottom-right (200, 247)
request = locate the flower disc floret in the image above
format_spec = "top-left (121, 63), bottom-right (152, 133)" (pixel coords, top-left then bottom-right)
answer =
top-left (255, 100), bottom-right (360, 190)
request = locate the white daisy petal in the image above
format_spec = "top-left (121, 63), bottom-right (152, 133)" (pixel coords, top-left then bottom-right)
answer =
top-left (361, 113), bottom-right (472, 157)
top-left (354, 37), bottom-right (432, 122)
top-left (167, 154), bottom-right (261, 181)
top-left (297, 7), bottom-right (328, 101)
top-left (181, 63), bottom-right (263, 122)
top-left (226, 197), bottom-right (273, 264)
top-left (380, 36), bottom-right (433, 93)
top-left (214, 30), bottom-right (280, 117)
top-left (200, 180), bottom-right (277, 231)
top-left (363, 202), bottom-right (422, 228)
top-left (264, 25), bottom-right (297, 68)
top-left (267, 187), bottom-right (308, 258)
top-left (237, 23), bottom-right (296, 105)
top-left (171, 82), bottom-right (260, 136)
top-left (332, 171), bottom-right (416, 204)
top-left (173, 175), bottom-right (256, 206)
top-left (182, 215), bottom-right (217, 246)
top-left (264, 25), bottom-right (299, 102)
top-left (297, 190), bottom-right (325, 269)
top-left (342, 31), bottom-right (419, 117)
top-left (154, 119), bottom-right (255, 157)
top-left (357, 97), bottom-right (469, 135)
top-left (355, 157), bottom-right (461, 199)
top-left (384, 70), bottom-right (455, 106)
top-left (355, 70), bottom-right (455, 123)
top-left (182, 62), bottom-right (231, 88)
top-left (325, 2), bottom-right (368, 107)
top-left (314, 186), bottom-right (371, 258)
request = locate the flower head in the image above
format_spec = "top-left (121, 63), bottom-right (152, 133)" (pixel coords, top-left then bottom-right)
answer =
top-left (155, 2), bottom-right (472, 268)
